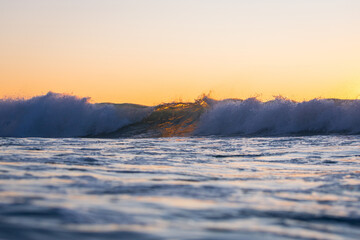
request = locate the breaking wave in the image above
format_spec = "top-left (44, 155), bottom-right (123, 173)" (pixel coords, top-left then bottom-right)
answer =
top-left (1, 93), bottom-right (360, 137)
top-left (195, 97), bottom-right (360, 136)
top-left (0, 92), bottom-right (149, 137)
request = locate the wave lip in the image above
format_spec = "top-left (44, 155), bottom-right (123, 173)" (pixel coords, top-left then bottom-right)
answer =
top-left (95, 98), bottom-right (208, 138)
top-left (195, 98), bottom-right (360, 136)
top-left (0, 92), bottom-right (148, 137)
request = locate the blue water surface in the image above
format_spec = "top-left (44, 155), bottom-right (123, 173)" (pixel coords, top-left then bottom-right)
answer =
top-left (1, 136), bottom-right (360, 240)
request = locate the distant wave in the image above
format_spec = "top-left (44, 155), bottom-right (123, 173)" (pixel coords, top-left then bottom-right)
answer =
top-left (1, 93), bottom-right (360, 137)
top-left (195, 98), bottom-right (360, 136)
top-left (0, 92), bottom-right (149, 137)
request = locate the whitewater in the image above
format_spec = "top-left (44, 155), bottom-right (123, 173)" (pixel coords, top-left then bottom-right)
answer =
top-left (1, 92), bottom-right (360, 137)
top-left (1, 93), bottom-right (360, 239)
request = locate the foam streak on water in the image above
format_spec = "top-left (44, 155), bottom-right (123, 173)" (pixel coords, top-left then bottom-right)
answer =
top-left (1, 136), bottom-right (360, 239)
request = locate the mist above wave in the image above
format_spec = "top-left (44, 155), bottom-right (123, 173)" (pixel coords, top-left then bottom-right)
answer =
top-left (0, 92), bottom-right (149, 137)
top-left (196, 97), bottom-right (360, 136)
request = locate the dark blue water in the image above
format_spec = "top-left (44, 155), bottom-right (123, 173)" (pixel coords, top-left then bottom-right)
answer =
top-left (1, 136), bottom-right (360, 239)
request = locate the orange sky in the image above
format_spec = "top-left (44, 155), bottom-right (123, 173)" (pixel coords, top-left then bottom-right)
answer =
top-left (0, 0), bottom-right (359, 105)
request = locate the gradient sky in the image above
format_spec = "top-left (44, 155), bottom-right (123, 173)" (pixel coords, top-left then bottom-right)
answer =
top-left (0, 0), bottom-right (359, 105)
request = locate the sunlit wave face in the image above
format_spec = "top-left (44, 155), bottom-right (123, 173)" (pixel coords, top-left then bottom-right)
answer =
top-left (149, 98), bottom-right (209, 137)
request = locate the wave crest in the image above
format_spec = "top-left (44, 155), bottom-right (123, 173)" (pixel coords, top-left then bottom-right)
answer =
top-left (2, 93), bottom-right (360, 137)
top-left (195, 98), bottom-right (360, 136)
top-left (0, 92), bottom-right (148, 137)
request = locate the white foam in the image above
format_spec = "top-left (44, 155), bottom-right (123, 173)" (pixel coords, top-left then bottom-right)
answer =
top-left (195, 98), bottom-right (360, 136)
top-left (0, 92), bottom-right (148, 137)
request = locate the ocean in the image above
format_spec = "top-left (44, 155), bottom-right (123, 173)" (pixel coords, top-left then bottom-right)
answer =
top-left (1, 136), bottom-right (360, 240)
top-left (1, 93), bottom-right (360, 239)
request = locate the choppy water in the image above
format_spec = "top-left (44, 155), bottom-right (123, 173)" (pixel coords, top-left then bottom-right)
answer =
top-left (1, 136), bottom-right (360, 240)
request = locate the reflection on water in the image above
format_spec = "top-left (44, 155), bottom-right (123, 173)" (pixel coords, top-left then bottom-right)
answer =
top-left (1, 136), bottom-right (360, 240)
